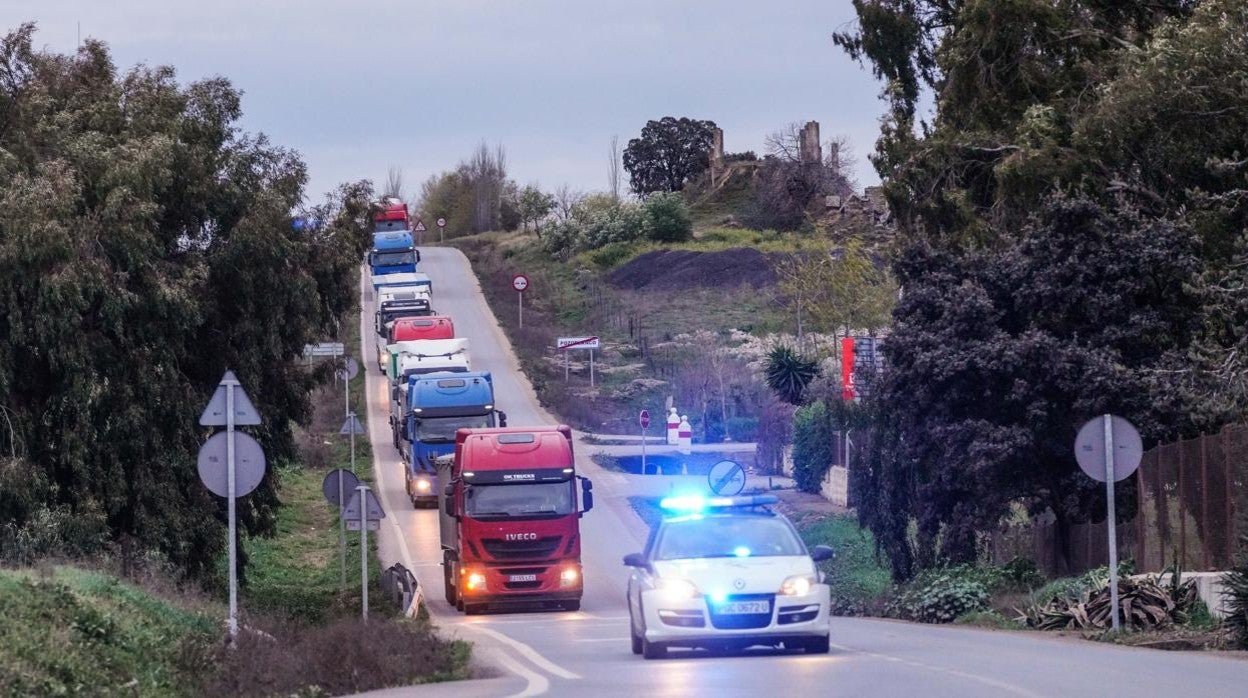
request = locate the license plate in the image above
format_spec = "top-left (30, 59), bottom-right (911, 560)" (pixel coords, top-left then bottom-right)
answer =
top-left (508, 574), bottom-right (538, 583)
top-left (715, 600), bottom-right (769, 615)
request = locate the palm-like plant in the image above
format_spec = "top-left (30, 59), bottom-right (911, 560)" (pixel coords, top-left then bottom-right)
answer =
top-left (765, 346), bottom-right (819, 405)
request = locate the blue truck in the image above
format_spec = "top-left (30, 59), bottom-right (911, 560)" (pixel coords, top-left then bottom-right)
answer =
top-left (369, 230), bottom-right (419, 277)
top-left (396, 371), bottom-right (506, 507)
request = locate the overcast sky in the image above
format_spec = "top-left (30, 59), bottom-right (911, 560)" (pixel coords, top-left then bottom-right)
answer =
top-left (5, 1), bottom-right (886, 203)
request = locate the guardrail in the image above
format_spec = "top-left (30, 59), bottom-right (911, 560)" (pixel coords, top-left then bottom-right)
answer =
top-left (382, 563), bottom-right (423, 617)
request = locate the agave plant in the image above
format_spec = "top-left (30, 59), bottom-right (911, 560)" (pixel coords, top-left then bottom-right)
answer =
top-left (765, 345), bottom-right (819, 405)
top-left (1019, 566), bottom-right (1198, 631)
top-left (1224, 565), bottom-right (1248, 648)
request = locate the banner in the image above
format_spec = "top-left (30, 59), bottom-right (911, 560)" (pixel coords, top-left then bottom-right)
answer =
top-left (841, 337), bottom-right (856, 400)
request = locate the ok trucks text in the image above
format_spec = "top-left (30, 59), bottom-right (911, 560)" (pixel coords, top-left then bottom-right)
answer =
top-left (438, 426), bottom-right (593, 614)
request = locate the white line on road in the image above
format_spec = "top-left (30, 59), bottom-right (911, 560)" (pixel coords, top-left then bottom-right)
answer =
top-left (830, 643), bottom-right (1043, 698)
top-left (465, 625), bottom-right (583, 680)
top-left (485, 648), bottom-right (549, 698)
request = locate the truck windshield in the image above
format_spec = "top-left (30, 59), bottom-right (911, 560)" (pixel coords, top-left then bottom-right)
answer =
top-left (415, 414), bottom-right (494, 442)
top-left (655, 516), bottom-right (804, 560)
top-left (464, 481), bottom-right (575, 519)
top-left (371, 250), bottom-right (415, 266)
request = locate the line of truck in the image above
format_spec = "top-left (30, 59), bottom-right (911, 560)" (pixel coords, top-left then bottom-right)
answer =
top-left (367, 200), bottom-right (593, 615)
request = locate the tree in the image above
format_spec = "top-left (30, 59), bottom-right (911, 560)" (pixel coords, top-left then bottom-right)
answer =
top-left (776, 240), bottom-right (896, 359)
top-left (622, 116), bottom-right (717, 194)
top-left (383, 165), bottom-right (405, 200)
top-left (607, 135), bottom-right (623, 202)
top-left (0, 25), bottom-right (371, 578)
top-left (742, 125), bottom-right (856, 231)
top-left (642, 192), bottom-right (693, 243)
top-left (765, 346), bottom-right (819, 405)
top-left (517, 185), bottom-right (556, 237)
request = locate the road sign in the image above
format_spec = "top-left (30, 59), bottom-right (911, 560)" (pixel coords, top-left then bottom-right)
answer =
top-left (197, 431), bottom-right (266, 497)
top-left (639, 410), bottom-right (650, 429)
top-left (436, 217), bottom-right (446, 228)
top-left (556, 336), bottom-right (600, 350)
top-left (322, 468), bottom-right (360, 507)
top-left (512, 274), bottom-right (530, 292)
top-left (345, 484), bottom-right (384, 619)
top-left (342, 488), bottom-right (386, 522)
top-left (199, 371), bottom-right (261, 426)
top-left (339, 413), bottom-right (366, 435)
top-left (708, 460), bottom-right (747, 497)
top-left (413, 220), bottom-right (427, 232)
top-left (336, 357), bottom-right (359, 381)
top-left (1075, 415), bottom-right (1143, 482)
top-left (303, 342), bottom-right (345, 357)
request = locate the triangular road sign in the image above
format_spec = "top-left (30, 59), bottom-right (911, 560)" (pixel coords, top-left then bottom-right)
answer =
top-left (339, 413), bottom-right (366, 435)
top-left (413, 220), bottom-right (427, 232)
top-left (199, 370), bottom-right (262, 426)
top-left (342, 488), bottom-right (386, 521)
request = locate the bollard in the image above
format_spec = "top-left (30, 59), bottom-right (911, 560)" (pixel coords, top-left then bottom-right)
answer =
top-left (678, 415), bottom-right (692, 456)
top-left (666, 408), bottom-right (680, 445)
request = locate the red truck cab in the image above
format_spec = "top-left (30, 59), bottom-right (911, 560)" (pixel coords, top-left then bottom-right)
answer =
top-left (388, 316), bottom-right (455, 344)
top-left (438, 426), bottom-right (593, 614)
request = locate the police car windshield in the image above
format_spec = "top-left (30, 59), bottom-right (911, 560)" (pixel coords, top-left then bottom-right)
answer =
top-left (465, 482), bottom-right (574, 519)
top-left (655, 516), bottom-right (803, 560)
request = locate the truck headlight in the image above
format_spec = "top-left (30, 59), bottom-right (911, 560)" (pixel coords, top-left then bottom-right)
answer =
top-left (464, 571), bottom-right (487, 592)
top-left (415, 478), bottom-right (432, 492)
top-left (560, 566), bottom-right (580, 588)
top-left (780, 574), bottom-right (816, 596)
top-left (656, 577), bottom-right (700, 601)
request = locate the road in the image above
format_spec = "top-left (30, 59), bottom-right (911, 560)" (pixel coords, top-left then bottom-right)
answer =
top-left (358, 247), bottom-right (1248, 697)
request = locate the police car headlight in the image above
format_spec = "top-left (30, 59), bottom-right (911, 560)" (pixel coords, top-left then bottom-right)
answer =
top-left (656, 577), bottom-right (700, 600)
top-left (780, 574), bottom-right (816, 596)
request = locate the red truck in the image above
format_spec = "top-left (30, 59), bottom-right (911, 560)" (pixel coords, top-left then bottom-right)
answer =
top-left (438, 426), bottom-right (594, 614)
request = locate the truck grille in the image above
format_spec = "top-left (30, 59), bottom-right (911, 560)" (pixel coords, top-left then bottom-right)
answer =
top-left (480, 536), bottom-right (562, 560)
top-left (708, 594), bottom-right (775, 630)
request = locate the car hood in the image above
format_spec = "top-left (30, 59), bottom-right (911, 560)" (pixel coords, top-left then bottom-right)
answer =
top-left (653, 556), bottom-right (815, 596)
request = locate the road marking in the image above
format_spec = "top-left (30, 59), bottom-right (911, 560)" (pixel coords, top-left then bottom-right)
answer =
top-left (465, 624), bottom-right (582, 680)
top-left (485, 647), bottom-right (549, 698)
top-left (830, 643), bottom-right (1043, 698)
top-left (576, 637), bottom-right (630, 642)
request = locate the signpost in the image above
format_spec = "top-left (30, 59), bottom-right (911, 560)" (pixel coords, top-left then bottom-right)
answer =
top-left (708, 459), bottom-right (747, 497)
top-left (639, 409), bottom-right (650, 475)
top-left (342, 485), bottom-right (386, 619)
top-left (303, 342), bottom-right (345, 357)
top-left (322, 468), bottom-right (361, 588)
top-left (436, 217), bottom-right (446, 242)
top-left (413, 220), bottom-right (427, 243)
top-left (336, 357), bottom-right (359, 418)
top-left (557, 336), bottom-right (600, 386)
top-left (197, 370), bottom-right (265, 641)
top-left (512, 274), bottom-right (529, 329)
top-left (1074, 414), bottom-right (1143, 632)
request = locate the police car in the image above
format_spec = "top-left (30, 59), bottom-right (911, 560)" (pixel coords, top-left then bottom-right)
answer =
top-left (623, 494), bottom-right (833, 659)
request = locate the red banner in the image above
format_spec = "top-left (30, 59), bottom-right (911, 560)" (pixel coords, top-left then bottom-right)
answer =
top-left (841, 337), bottom-right (856, 400)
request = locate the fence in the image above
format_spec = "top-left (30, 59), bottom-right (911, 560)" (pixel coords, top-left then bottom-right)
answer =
top-left (992, 423), bottom-right (1248, 577)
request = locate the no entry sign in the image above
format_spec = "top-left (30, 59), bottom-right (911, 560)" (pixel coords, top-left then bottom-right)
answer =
top-left (512, 274), bottom-right (530, 292)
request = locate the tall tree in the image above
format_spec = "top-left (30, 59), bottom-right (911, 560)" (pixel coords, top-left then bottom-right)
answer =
top-left (622, 116), bottom-right (717, 194)
top-left (0, 25), bottom-right (371, 577)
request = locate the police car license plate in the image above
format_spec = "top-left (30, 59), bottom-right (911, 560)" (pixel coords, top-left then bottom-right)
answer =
top-left (508, 574), bottom-right (538, 583)
top-left (716, 600), bottom-right (769, 615)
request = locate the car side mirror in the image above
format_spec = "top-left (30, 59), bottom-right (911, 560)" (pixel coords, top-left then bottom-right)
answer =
top-left (443, 482), bottom-right (458, 518)
top-left (415, 250), bottom-right (422, 263)
top-left (810, 545), bottom-right (835, 563)
top-left (579, 477), bottom-right (594, 516)
top-left (623, 553), bottom-right (650, 570)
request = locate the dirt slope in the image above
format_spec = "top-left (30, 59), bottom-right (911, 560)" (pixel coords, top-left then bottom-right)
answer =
top-left (606, 247), bottom-right (777, 291)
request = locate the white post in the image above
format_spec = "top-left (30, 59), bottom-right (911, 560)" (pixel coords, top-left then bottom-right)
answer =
top-left (589, 349), bottom-right (595, 387)
top-left (357, 485), bottom-right (370, 621)
top-left (518, 291), bottom-right (523, 329)
top-left (338, 469), bottom-right (346, 589)
top-left (641, 420), bottom-right (648, 475)
top-left (350, 411), bottom-right (357, 475)
top-left (1103, 414), bottom-right (1121, 632)
top-left (564, 349), bottom-right (569, 381)
top-left (344, 358), bottom-right (350, 418)
top-left (226, 380), bottom-right (238, 640)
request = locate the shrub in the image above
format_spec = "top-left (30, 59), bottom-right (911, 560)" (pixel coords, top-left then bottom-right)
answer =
top-left (1224, 565), bottom-right (1248, 648)
top-left (802, 515), bottom-right (892, 616)
top-left (725, 416), bottom-right (759, 442)
top-left (643, 192), bottom-right (693, 243)
top-left (585, 241), bottom-right (640, 269)
top-left (889, 566), bottom-right (990, 623)
top-left (791, 400), bottom-right (835, 493)
top-left (764, 345), bottom-right (818, 405)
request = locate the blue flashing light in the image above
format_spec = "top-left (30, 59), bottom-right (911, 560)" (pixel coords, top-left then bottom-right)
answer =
top-left (660, 494), bottom-right (780, 513)
top-left (659, 495), bottom-right (706, 512)
top-left (709, 590), bottom-right (728, 604)
top-left (733, 546), bottom-right (751, 558)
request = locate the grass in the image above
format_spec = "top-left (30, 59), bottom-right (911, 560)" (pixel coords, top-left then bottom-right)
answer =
top-left (798, 514), bottom-right (893, 616)
top-left (0, 566), bottom-right (218, 696)
top-left (954, 610), bottom-right (1024, 630)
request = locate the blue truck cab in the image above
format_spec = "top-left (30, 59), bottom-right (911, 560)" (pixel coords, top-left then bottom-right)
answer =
top-left (369, 230), bottom-right (420, 276)
top-left (397, 372), bottom-right (506, 507)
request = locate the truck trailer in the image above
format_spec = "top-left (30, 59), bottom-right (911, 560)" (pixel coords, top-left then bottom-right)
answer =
top-left (396, 372), bottom-right (505, 507)
top-left (437, 426), bottom-right (593, 614)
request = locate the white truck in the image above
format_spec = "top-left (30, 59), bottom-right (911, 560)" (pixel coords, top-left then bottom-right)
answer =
top-left (384, 337), bottom-right (470, 389)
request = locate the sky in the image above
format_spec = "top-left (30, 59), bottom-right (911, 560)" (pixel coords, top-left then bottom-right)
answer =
top-left (3, 1), bottom-right (888, 204)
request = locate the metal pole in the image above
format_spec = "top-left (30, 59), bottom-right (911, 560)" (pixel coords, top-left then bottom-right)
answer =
top-left (226, 381), bottom-right (238, 640)
top-left (1103, 414), bottom-right (1121, 632)
top-left (641, 422), bottom-right (647, 475)
top-left (350, 411), bottom-right (357, 475)
top-left (359, 485), bottom-right (369, 621)
top-left (518, 292), bottom-right (523, 329)
top-left (344, 358), bottom-right (350, 418)
top-left (564, 350), bottom-right (569, 381)
top-left (589, 349), bottom-right (595, 387)
top-left (338, 470), bottom-right (346, 590)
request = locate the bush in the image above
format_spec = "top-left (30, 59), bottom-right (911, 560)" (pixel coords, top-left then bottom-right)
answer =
top-left (725, 416), bottom-right (759, 442)
top-left (541, 203), bottom-right (651, 260)
top-left (585, 241), bottom-right (639, 269)
top-left (801, 515), bottom-right (892, 616)
top-left (1224, 565), bottom-right (1248, 648)
top-left (791, 400), bottom-right (835, 494)
top-left (889, 565), bottom-right (991, 623)
top-left (643, 192), bottom-right (693, 243)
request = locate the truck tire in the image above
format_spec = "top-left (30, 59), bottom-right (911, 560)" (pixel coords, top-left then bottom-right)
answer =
top-left (443, 554), bottom-right (458, 606)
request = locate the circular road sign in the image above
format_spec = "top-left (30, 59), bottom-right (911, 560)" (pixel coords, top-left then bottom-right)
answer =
top-left (197, 431), bottom-right (267, 498)
top-left (707, 459), bottom-right (747, 497)
top-left (639, 409), bottom-right (650, 429)
top-left (1074, 415), bottom-right (1143, 483)
top-left (321, 468), bottom-right (361, 507)
top-left (335, 357), bottom-right (359, 381)
top-left (436, 217), bottom-right (447, 228)
top-left (511, 274), bottom-right (530, 293)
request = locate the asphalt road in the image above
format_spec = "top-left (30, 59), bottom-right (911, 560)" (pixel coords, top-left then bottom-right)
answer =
top-left (358, 247), bottom-right (1248, 697)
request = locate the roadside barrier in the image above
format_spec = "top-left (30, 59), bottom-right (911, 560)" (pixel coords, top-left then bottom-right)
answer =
top-left (382, 563), bottom-right (423, 618)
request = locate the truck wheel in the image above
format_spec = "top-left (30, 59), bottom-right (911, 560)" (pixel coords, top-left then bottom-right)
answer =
top-left (803, 635), bottom-right (830, 654)
top-left (641, 637), bottom-right (667, 660)
top-left (443, 555), bottom-right (458, 606)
